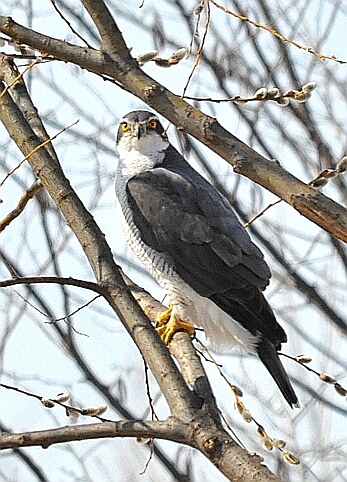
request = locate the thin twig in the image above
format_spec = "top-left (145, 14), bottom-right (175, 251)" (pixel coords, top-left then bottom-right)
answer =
top-left (0, 120), bottom-right (79, 187)
top-left (195, 339), bottom-right (300, 464)
top-left (280, 353), bottom-right (347, 398)
top-left (209, 0), bottom-right (346, 64)
top-left (0, 54), bottom-right (48, 100)
top-left (52, 294), bottom-right (101, 322)
top-left (243, 199), bottom-right (282, 228)
top-left (50, 0), bottom-right (93, 48)
top-left (0, 382), bottom-right (112, 422)
top-left (0, 275), bottom-right (105, 292)
top-left (182, 1), bottom-right (211, 97)
top-left (142, 355), bottom-right (159, 421)
top-left (0, 180), bottom-right (43, 232)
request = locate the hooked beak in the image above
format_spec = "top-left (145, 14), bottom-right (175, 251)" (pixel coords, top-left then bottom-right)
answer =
top-left (132, 122), bottom-right (144, 140)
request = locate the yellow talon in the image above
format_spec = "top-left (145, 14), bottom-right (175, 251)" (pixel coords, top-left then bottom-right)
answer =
top-left (157, 303), bottom-right (173, 326)
top-left (156, 303), bottom-right (195, 345)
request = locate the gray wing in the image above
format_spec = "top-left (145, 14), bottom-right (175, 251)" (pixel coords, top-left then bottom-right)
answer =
top-left (125, 146), bottom-right (286, 346)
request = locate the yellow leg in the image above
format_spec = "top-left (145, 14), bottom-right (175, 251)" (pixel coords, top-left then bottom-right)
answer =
top-left (156, 303), bottom-right (195, 345)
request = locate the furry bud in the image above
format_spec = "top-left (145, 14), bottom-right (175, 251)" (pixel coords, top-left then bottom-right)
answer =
top-left (319, 373), bottom-right (337, 384)
top-left (136, 50), bottom-right (159, 65)
top-left (169, 48), bottom-right (187, 61)
top-left (40, 398), bottom-right (55, 408)
top-left (81, 404), bottom-right (107, 416)
top-left (51, 393), bottom-right (70, 403)
top-left (336, 156), bottom-right (347, 173)
top-left (254, 88), bottom-right (267, 99)
top-left (302, 82), bottom-right (317, 92)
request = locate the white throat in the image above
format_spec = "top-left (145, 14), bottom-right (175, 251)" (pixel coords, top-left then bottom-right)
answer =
top-left (116, 133), bottom-right (169, 181)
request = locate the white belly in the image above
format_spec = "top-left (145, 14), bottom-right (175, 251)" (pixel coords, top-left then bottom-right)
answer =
top-left (167, 278), bottom-right (258, 354)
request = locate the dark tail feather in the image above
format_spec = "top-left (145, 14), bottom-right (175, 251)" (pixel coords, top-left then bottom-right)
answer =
top-left (257, 337), bottom-right (299, 408)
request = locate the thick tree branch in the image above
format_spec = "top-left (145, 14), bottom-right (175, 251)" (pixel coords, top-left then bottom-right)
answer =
top-left (0, 15), bottom-right (345, 242)
top-left (128, 279), bottom-right (221, 422)
top-left (0, 55), bottom-right (59, 162)
top-left (0, 419), bottom-right (282, 481)
top-left (81, 0), bottom-right (132, 55)
top-left (0, 423), bottom-right (49, 481)
top-left (1, 420), bottom-right (188, 450)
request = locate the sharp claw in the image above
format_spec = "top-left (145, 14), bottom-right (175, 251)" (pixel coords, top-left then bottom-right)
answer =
top-left (156, 304), bottom-right (195, 345)
top-left (157, 302), bottom-right (173, 326)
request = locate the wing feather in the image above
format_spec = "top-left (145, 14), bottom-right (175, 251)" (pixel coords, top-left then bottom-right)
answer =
top-left (126, 150), bottom-right (285, 345)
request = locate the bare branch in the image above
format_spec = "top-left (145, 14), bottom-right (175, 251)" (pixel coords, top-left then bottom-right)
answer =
top-left (0, 15), bottom-right (345, 241)
top-left (50, 0), bottom-right (93, 48)
top-left (0, 179), bottom-right (43, 232)
top-left (0, 422), bottom-right (49, 481)
top-left (0, 275), bottom-right (108, 293)
top-left (0, 119), bottom-right (78, 187)
top-left (0, 420), bottom-right (188, 450)
top-left (209, 0), bottom-right (347, 64)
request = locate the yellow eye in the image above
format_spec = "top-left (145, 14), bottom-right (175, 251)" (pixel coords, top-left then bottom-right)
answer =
top-left (121, 122), bottom-right (129, 132)
top-left (149, 120), bottom-right (157, 129)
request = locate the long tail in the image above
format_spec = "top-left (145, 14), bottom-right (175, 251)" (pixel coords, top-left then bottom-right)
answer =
top-left (257, 336), bottom-right (299, 408)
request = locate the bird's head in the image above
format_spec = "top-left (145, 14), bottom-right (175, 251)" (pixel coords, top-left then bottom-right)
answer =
top-left (116, 110), bottom-right (169, 159)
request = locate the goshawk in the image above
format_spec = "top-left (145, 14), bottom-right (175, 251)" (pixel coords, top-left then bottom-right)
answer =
top-left (115, 110), bottom-right (298, 408)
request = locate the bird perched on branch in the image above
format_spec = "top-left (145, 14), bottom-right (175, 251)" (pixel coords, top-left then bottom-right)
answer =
top-left (115, 110), bottom-right (298, 408)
